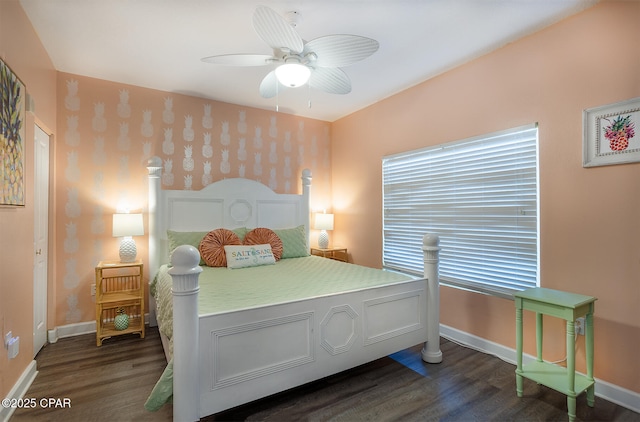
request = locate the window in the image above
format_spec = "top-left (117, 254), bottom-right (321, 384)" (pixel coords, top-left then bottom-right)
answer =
top-left (382, 124), bottom-right (539, 298)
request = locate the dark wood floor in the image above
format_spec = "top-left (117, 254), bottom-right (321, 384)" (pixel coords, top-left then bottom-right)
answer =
top-left (10, 326), bottom-right (639, 422)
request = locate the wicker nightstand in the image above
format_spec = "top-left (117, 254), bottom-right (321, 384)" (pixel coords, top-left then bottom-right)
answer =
top-left (310, 247), bottom-right (348, 262)
top-left (95, 260), bottom-right (145, 346)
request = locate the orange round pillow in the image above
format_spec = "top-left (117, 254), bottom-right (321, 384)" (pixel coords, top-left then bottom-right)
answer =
top-left (244, 228), bottom-right (283, 261)
top-left (198, 228), bottom-right (241, 267)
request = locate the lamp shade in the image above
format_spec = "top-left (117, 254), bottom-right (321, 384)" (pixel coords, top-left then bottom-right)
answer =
top-left (314, 213), bottom-right (334, 231)
top-left (112, 213), bottom-right (144, 237)
top-left (275, 63), bottom-right (311, 88)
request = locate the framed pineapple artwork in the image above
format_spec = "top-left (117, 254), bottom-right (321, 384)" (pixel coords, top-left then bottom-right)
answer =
top-left (0, 58), bottom-right (26, 206)
top-left (583, 96), bottom-right (640, 167)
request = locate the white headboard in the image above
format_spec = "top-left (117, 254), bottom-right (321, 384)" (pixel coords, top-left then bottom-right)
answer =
top-left (147, 156), bottom-right (312, 278)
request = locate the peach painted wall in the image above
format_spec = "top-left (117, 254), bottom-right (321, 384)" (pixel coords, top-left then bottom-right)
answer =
top-left (0, 0), bottom-right (57, 401)
top-left (332, 1), bottom-right (640, 394)
top-left (54, 73), bottom-right (332, 326)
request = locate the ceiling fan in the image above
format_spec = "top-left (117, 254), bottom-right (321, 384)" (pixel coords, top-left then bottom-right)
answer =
top-left (202, 5), bottom-right (379, 98)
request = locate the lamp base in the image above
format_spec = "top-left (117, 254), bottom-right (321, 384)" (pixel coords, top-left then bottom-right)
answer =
top-left (119, 237), bottom-right (138, 263)
top-left (318, 230), bottom-right (329, 249)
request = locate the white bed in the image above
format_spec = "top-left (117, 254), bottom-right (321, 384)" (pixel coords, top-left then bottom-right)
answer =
top-left (146, 157), bottom-right (442, 421)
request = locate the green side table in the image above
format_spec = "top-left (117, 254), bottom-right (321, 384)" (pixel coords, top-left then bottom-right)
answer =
top-left (514, 287), bottom-right (596, 422)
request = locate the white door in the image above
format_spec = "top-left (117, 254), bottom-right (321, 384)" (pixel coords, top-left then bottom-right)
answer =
top-left (33, 124), bottom-right (49, 357)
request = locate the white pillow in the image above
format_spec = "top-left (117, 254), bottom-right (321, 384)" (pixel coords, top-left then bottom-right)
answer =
top-left (224, 244), bottom-right (276, 269)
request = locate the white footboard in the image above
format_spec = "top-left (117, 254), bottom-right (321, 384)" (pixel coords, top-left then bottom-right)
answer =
top-left (169, 234), bottom-right (442, 421)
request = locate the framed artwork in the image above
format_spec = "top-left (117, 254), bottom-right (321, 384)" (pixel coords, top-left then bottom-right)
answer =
top-left (583, 97), bottom-right (639, 168)
top-left (0, 59), bottom-right (26, 205)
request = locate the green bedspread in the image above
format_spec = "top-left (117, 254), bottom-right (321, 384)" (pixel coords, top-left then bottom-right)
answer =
top-left (145, 255), bottom-right (413, 411)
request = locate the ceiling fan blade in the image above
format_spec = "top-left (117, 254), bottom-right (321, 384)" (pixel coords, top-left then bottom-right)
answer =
top-left (304, 35), bottom-right (379, 67)
top-left (259, 70), bottom-right (280, 98)
top-left (253, 6), bottom-right (304, 54)
top-left (201, 54), bottom-right (275, 66)
top-left (309, 67), bottom-right (351, 95)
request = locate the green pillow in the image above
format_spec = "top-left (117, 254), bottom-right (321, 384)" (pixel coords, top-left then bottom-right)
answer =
top-left (233, 226), bottom-right (249, 242)
top-left (273, 225), bottom-right (309, 259)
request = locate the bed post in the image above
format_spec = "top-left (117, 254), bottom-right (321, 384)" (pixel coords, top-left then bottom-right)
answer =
top-left (422, 233), bottom-right (443, 363)
top-left (147, 156), bottom-right (162, 327)
top-left (301, 169), bottom-right (312, 246)
top-left (169, 245), bottom-right (203, 422)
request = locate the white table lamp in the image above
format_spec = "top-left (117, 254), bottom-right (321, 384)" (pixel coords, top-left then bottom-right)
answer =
top-left (112, 213), bottom-right (144, 262)
top-left (314, 213), bottom-right (334, 249)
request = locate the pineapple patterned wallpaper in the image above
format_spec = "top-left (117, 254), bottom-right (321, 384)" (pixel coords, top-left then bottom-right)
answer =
top-left (55, 72), bottom-right (332, 326)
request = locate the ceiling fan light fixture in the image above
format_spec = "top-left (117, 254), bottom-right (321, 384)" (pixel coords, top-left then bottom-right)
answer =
top-left (203, 6), bottom-right (379, 98)
top-left (275, 62), bottom-right (311, 87)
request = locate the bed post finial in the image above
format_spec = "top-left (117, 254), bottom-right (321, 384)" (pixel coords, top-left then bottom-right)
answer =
top-left (169, 245), bottom-right (202, 421)
top-left (422, 233), bottom-right (443, 364)
top-left (147, 156), bottom-right (162, 177)
top-left (170, 245), bottom-right (202, 276)
top-left (301, 168), bottom-right (312, 183)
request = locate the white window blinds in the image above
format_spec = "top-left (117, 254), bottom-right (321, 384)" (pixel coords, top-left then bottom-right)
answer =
top-left (382, 124), bottom-right (539, 298)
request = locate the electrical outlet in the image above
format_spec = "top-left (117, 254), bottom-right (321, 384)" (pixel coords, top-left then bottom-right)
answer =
top-left (575, 317), bottom-right (585, 335)
top-left (7, 336), bottom-right (19, 359)
top-left (91, 284), bottom-right (96, 296)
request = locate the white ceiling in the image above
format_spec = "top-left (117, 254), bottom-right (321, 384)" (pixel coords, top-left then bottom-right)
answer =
top-left (19, 0), bottom-right (597, 122)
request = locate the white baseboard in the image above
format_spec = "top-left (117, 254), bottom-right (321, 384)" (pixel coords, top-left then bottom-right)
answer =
top-left (0, 360), bottom-right (38, 422)
top-left (440, 324), bottom-right (640, 414)
top-left (47, 314), bottom-right (150, 343)
top-left (592, 378), bottom-right (640, 415)
top-left (47, 321), bottom-right (96, 343)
